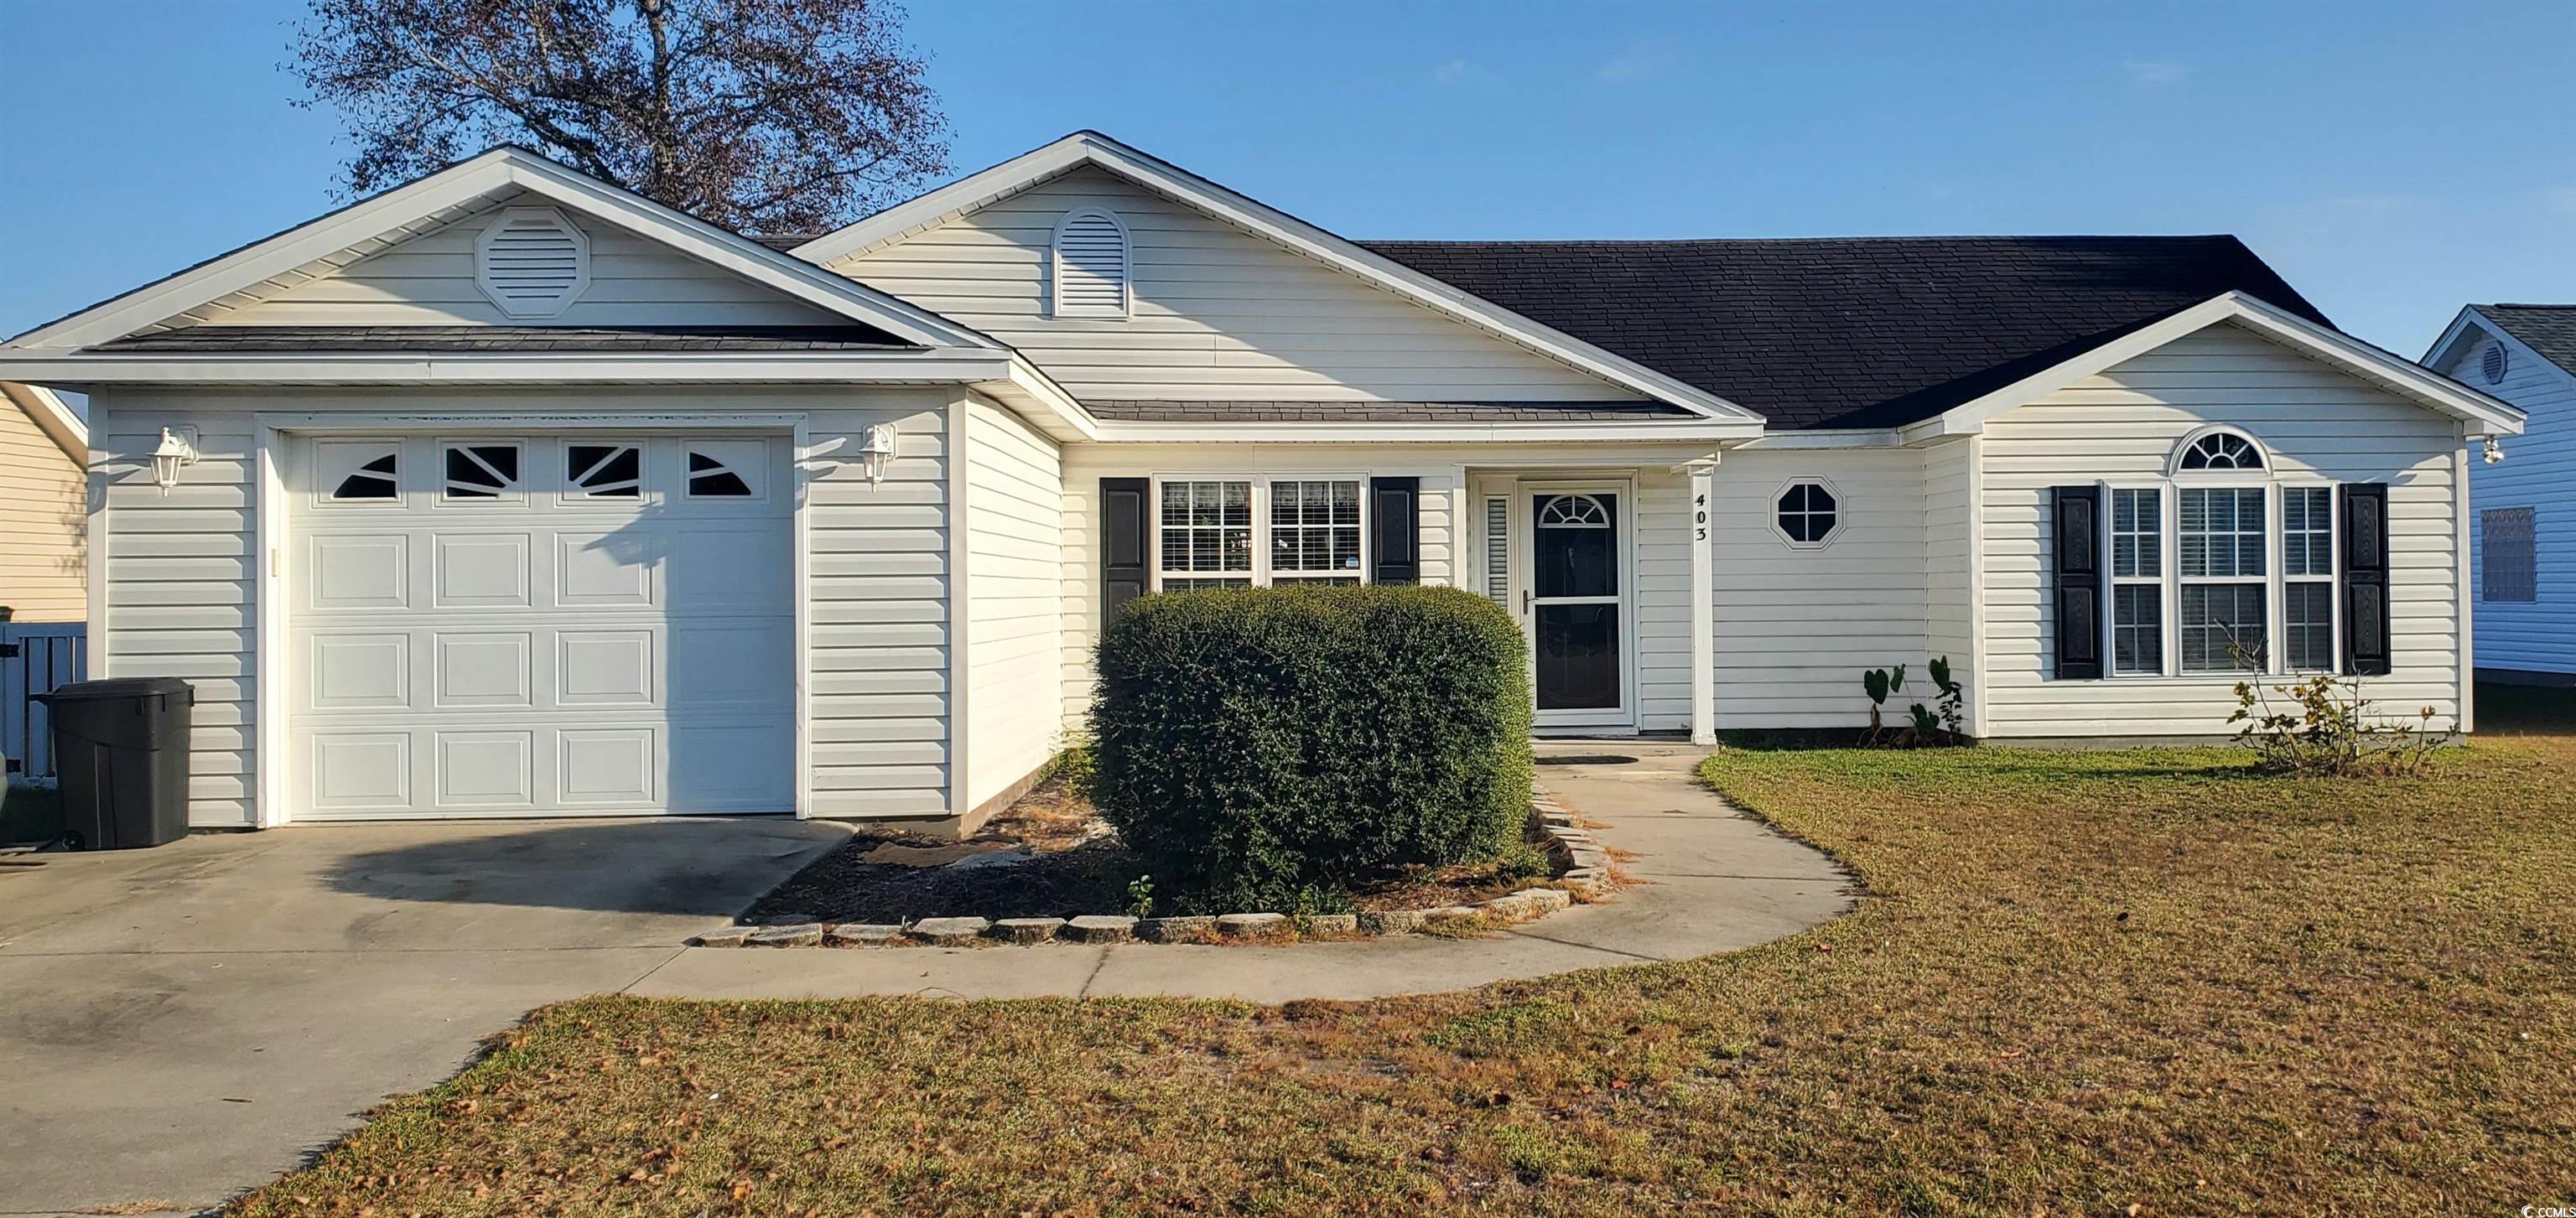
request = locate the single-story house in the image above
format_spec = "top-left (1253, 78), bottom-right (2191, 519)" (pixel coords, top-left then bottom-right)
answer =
top-left (0, 132), bottom-right (2524, 834)
top-left (2423, 304), bottom-right (2574, 683)
top-left (1, 381), bottom-right (87, 624)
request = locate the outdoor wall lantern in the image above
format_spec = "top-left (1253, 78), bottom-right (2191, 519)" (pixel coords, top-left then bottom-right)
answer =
top-left (2484, 436), bottom-right (2506, 464)
top-left (150, 426), bottom-right (200, 494)
top-left (858, 422), bottom-right (898, 485)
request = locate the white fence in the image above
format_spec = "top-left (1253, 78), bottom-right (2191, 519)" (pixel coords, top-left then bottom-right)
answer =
top-left (3, 622), bottom-right (88, 785)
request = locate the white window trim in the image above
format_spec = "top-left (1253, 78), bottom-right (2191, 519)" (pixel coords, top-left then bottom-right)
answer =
top-left (2098, 464), bottom-right (2341, 681)
top-left (2105, 483), bottom-right (2168, 676)
top-left (434, 438), bottom-right (527, 507)
top-left (559, 438), bottom-right (648, 507)
top-left (1147, 474), bottom-right (1369, 591)
top-left (2277, 481), bottom-right (2340, 673)
top-left (1768, 475), bottom-right (1845, 550)
top-left (2166, 423), bottom-right (2272, 476)
top-left (1049, 207), bottom-right (1132, 320)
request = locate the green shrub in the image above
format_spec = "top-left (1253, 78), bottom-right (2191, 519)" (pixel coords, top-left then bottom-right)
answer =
top-left (1089, 583), bottom-right (1534, 912)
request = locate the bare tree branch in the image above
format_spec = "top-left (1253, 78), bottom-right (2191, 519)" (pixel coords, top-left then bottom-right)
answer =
top-left (288, 0), bottom-right (948, 231)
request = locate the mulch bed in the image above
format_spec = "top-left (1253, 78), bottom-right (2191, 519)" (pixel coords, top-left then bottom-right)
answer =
top-left (741, 776), bottom-right (1550, 924)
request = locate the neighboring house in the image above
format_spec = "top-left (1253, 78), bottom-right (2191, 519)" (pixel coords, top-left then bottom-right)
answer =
top-left (0, 132), bottom-right (2522, 834)
top-left (2423, 305), bottom-right (2576, 683)
top-left (0, 381), bottom-right (86, 622)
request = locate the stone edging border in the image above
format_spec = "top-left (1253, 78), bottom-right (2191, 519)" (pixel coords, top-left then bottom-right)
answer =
top-left (690, 787), bottom-right (1613, 950)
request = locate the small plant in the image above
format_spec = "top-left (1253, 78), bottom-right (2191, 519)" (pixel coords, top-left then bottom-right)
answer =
top-left (1862, 664), bottom-right (1906, 746)
top-left (1862, 658), bottom-right (1968, 747)
top-left (2229, 672), bottom-right (2451, 777)
top-left (1926, 656), bottom-right (1966, 744)
top-left (1124, 873), bottom-right (1156, 920)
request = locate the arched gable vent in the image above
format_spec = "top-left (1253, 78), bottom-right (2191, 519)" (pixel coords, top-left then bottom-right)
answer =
top-left (1051, 208), bottom-right (1130, 319)
top-left (475, 206), bottom-right (592, 318)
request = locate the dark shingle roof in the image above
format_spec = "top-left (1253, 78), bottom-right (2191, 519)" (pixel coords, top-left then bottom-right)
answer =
top-left (2478, 305), bottom-right (2576, 375)
top-left (1358, 236), bottom-right (2331, 430)
top-left (95, 324), bottom-right (912, 353)
top-left (1088, 399), bottom-right (1690, 422)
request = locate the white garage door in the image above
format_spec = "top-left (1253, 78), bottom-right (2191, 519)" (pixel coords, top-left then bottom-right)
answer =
top-left (286, 433), bottom-right (794, 819)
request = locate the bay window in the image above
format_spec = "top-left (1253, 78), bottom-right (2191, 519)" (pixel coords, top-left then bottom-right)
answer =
top-left (1154, 476), bottom-right (1366, 590)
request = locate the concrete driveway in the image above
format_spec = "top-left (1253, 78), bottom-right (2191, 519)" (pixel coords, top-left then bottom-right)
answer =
top-left (0, 815), bottom-right (849, 1217)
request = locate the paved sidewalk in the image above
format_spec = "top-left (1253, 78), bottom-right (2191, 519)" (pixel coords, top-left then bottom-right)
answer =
top-left (632, 744), bottom-right (1856, 1002)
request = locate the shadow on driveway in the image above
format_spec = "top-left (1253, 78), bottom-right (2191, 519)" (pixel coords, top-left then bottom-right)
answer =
top-left (319, 816), bottom-right (846, 917)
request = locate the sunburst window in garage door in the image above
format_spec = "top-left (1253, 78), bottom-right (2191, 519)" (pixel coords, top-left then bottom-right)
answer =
top-left (325, 444), bottom-right (399, 500)
top-left (685, 442), bottom-right (762, 499)
top-left (568, 443), bottom-right (641, 498)
top-left (443, 443), bottom-right (521, 500)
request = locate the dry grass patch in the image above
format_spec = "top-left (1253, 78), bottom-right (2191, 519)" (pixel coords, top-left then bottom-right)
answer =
top-left (232, 733), bottom-right (2575, 1216)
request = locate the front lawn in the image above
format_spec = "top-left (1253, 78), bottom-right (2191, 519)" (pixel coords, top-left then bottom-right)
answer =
top-left (233, 732), bottom-right (2574, 1215)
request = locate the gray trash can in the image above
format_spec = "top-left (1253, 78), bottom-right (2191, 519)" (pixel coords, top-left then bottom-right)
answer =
top-left (33, 677), bottom-right (194, 850)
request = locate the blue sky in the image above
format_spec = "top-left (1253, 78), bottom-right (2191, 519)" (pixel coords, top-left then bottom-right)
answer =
top-left (3, 0), bottom-right (2570, 358)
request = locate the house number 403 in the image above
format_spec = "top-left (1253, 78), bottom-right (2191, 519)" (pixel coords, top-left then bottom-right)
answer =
top-left (1695, 492), bottom-right (1709, 541)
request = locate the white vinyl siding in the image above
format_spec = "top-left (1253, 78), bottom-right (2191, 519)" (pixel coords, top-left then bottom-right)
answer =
top-left (961, 396), bottom-right (1065, 811)
top-left (195, 197), bottom-right (843, 329)
top-left (0, 393), bottom-right (86, 622)
top-left (828, 165), bottom-right (1635, 402)
top-left (1981, 322), bottom-right (2466, 736)
top-left (86, 405), bottom-right (260, 827)
top-left (1922, 438), bottom-right (1979, 731)
top-left (86, 386), bottom-right (954, 828)
top-left (2444, 326), bottom-right (2576, 675)
top-left (1702, 447), bottom-right (1930, 728)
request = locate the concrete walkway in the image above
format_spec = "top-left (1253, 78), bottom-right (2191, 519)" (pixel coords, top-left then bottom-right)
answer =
top-left (633, 744), bottom-right (1855, 1002)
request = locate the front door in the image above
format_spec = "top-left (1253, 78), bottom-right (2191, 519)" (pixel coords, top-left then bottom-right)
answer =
top-left (1526, 485), bottom-right (1629, 729)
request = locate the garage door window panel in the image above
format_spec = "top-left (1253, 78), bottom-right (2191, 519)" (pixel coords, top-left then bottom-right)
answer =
top-left (567, 443), bottom-right (643, 500)
top-left (685, 442), bottom-right (766, 500)
top-left (442, 443), bottom-right (523, 503)
top-left (319, 442), bottom-right (402, 505)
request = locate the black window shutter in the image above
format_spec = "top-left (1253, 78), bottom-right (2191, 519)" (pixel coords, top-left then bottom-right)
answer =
top-left (1371, 476), bottom-right (1420, 585)
top-left (2340, 483), bottom-right (2391, 676)
top-left (2052, 485), bottom-right (2104, 679)
top-left (1101, 478), bottom-right (1150, 620)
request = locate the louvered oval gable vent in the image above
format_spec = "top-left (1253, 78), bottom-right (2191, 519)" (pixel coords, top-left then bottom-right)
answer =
top-left (474, 206), bottom-right (592, 318)
top-left (1051, 208), bottom-right (1130, 319)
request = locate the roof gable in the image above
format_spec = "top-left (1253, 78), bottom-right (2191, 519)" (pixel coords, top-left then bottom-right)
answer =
top-left (790, 132), bottom-right (1760, 425)
top-left (2478, 305), bottom-right (2576, 374)
top-left (1903, 293), bottom-right (2524, 442)
top-left (6, 148), bottom-right (1000, 354)
top-left (2, 381), bottom-right (84, 463)
top-left (197, 197), bottom-right (853, 331)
